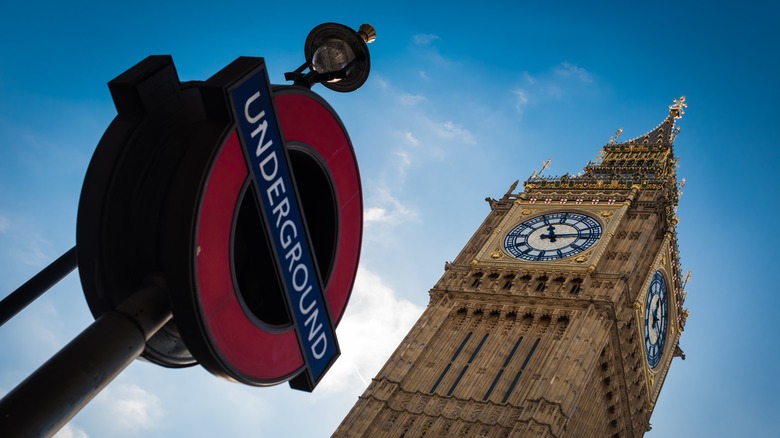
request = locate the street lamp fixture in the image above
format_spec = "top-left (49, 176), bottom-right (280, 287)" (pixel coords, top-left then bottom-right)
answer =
top-left (285, 23), bottom-right (375, 92)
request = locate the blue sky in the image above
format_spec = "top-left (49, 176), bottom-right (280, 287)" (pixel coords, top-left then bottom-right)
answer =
top-left (1, 1), bottom-right (779, 436)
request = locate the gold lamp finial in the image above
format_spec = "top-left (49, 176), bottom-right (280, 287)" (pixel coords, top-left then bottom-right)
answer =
top-left (358, 24), bottom-right (376, 44)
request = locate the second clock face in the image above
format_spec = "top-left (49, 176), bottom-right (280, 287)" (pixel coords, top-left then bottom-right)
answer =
top-left (644, 271), bottom-right (669, 369)
top-left (503, 212), bottom-right (602, 262)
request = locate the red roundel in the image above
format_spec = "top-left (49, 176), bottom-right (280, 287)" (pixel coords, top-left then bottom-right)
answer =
top-left (193, 87), bottom-right (361, 384)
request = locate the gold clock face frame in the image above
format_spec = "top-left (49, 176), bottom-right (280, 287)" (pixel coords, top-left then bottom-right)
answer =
top-left (502, 211), bottom-right (603, 262)
top-left (471, 203), bottom-right (619, 271)
top-left (643, 270), bottom-right (669, 369)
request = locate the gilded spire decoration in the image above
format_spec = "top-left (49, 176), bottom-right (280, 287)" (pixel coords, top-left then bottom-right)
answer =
top-left (529, 158), bottom-right (551, 179)
top-left (673, 178), bottom-right (687, 214)
top-left (671, 125), bottom-right (681, 142)
top-left (669, 96), bottom-right (687, 119)
top-left (681, 269), bottom-right (692, 291)
top-left (608, 128), bottom-right (624, 145)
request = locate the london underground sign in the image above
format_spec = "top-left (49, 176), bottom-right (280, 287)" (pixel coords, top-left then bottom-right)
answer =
top-left (0, 23), bottom-right (371, 435)
top-left (77, 56), bottom-right (361, 391)
top-left (228, 61), bottom-right (338, 388)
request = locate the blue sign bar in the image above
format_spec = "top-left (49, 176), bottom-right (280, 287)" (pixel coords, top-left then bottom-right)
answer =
top-left (228, 62), bottom-right (338, 390)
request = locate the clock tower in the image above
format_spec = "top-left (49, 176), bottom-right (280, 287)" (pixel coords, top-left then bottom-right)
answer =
top-left (334, 98), bottom-right (691, 437)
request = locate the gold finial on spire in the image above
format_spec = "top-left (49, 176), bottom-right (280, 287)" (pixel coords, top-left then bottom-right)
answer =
top-left (673, 177), bottom-right (686, 213)
top-left (540, 158), bottom-right (551, 174)
top-left (669, 96), bottom-right (687, 119)
top-left (529, 158), bottom-right (552, 179)
top-left (608, 127), bottom-right (623, 145)
top-left (681, 269), bottom-right (692, 291)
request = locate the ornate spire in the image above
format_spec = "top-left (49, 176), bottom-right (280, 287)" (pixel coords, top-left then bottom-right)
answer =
top-left (606, 96), bottom-right (685, 151)
top-left (523, 97), bottom-right (686, 192)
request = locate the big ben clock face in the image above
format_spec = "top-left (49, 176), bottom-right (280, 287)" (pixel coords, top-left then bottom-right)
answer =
top-left (644, 271), bottom-right (669, 369)
top-left (503, 212), bottom-right (602, 262)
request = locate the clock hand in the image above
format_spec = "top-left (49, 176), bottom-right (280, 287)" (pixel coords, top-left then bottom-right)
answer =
top-left (650, 301), bottom-right (662, 335)
top-left (540, 225), bottom-right (558, 242)
top-left (544, 233), bottom-right (591, 238)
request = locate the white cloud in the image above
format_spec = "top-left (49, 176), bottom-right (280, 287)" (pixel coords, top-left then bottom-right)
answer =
top-left (554, 61), bottom-right (593, 83)
top-left (55, 424), bottom-right (89, 438)
top-left (399, 93), bottom-right (426, 106)
top-left (363, 188), bottom-right (417, 226)
top-left (403, 131), bottom-right (420, 146)
top-left (92, 383), bottom-right (162, 432)
top-left (317, 266), bottom-right (423, 393)
top-left (0, 215), bottom-right (9, 234)
top-left (511, 62), bottom-right (596, 115)
top-left (364, 207), bottom-right (389, 223)
top-left (395, 150), bottom-right (412, 171)
top-left (513, 88), bottom-right (529, 112)
top-left (413, 33), bottom-right (439, 46)
top-left (374, 75), bottom-right (390, 89)
top-left (418, 70), bottom-right (430, 81)
top-left (435, 121), bottom-right (476, 144)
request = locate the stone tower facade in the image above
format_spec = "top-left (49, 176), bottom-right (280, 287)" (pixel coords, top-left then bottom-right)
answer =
top-left (334, 99), bottom-right (691, 437)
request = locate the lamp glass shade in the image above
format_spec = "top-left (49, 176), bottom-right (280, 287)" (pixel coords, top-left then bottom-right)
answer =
top-left (312, 39), bottom-right (356, 81)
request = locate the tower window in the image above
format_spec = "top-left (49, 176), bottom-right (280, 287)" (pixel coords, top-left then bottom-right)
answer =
top-left (502, 274), bottom-right (516, 289)
top-left (570, 278), bottom-right (583, 294)
top-left (447, 332), bottom-right (489, 396)
top-left (471, 272), bottom-right (484, 287)
top-left (501, 338), bottom-right (541, 404)
top-left (430, 332), bottom-right (473, 394)
top-left (483, 336), bottom-right (523, 401)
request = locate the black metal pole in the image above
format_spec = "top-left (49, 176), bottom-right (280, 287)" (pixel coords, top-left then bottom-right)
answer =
top-left (0, 246), bottom-right (78, 327)
top-left (0, 280), bottom-right (172, 436)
